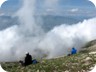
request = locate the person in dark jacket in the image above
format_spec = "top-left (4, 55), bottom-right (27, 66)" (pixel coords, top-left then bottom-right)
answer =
top-left (19, 52), bottom-right (32, 66)
top-left (24, 52), bottom-right (32, 66)
top-left (71, 47), bottom-right (77, 55)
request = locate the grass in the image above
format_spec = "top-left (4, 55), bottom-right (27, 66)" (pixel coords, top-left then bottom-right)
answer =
top-left (1, 52), bottom-right (96, 72)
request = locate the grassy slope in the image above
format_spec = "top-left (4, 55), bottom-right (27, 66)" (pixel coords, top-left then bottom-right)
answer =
top-left (1, 52), bottom-right (96, 72)
top-left (1, 40), bottom-right (96, 72)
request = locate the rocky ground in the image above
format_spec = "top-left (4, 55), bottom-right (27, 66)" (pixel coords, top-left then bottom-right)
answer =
top-left (1, 40), bottom-right (96, 72)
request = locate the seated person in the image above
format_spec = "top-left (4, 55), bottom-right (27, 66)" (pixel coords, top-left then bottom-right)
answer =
top-left (71, 47), bottom-right (77, 55)
top-left (20, 52), bottom-right (32, 66)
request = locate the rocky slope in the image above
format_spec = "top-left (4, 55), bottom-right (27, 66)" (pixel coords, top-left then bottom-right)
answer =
top-left (1, 40), bottom-right (96, 72)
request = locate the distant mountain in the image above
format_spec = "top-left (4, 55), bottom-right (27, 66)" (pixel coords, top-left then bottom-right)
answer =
top-left (0, 15), bottom-right (92, 31)
top-left (41, 15), bottom-right (92, 32)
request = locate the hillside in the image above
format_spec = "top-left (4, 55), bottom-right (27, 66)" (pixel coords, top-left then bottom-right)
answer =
top-left (1, 40), bottom-right (96, 72)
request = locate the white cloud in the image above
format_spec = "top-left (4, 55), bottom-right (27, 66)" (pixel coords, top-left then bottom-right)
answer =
top-left (70, 8), bottom-right (79, 12)
top-left (46, 8), bottom-right (54, 12)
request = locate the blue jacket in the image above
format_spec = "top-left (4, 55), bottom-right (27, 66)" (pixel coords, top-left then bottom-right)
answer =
top-left (71, 48), bottom-right (77, 55)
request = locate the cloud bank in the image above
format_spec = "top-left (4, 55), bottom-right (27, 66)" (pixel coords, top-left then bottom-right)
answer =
top-left (0, 0), bottom-right (96, 62)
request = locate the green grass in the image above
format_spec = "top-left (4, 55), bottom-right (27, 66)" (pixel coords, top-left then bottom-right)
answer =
top-left (1, 53), bottom-right (96, 72)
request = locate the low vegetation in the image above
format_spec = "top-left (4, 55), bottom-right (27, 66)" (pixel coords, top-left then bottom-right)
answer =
top-left (1, 40), bottom-right (96, 72)
top-left (1, 52), bottom-right (96, 72)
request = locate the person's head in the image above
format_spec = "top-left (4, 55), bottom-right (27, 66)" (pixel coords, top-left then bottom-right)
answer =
top-left (25, 52), bottom-right (29, 55)
top-left (72, 47), bottom-right (75, 49)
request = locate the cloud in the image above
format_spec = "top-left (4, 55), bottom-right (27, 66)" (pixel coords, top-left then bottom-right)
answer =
top-left (44, 0), bottom-right (58, 10)
top-left (44, 0), bottom-right (58, 7)
top-left (0, 0), bottom-right (96, 62)
top-left (70, 8), bottom-right (79, 12)
top-left (0, 13), bottom-right (5, 16)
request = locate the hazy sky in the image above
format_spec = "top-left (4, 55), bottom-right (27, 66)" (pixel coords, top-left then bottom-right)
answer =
top-left (0, 0), bottom-right (96, 16)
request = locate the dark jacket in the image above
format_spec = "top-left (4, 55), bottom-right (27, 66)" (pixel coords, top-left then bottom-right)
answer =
top-left (24, 54), bottom-right (32, 66)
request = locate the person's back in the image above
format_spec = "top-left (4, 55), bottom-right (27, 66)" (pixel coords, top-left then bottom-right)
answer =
top-left (25, 53), bottom-right (32, 66)
top-left (71, 47), bottom-right (77, 55)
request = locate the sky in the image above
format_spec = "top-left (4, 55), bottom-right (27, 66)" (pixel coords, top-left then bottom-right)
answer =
top-left (0, 0), bottom-right (96, 16)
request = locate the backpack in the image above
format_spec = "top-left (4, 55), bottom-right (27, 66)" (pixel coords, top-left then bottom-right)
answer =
top-left (32, 59), bottom-right (38, 64)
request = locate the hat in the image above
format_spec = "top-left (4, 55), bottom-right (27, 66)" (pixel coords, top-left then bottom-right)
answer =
top-left (25, 52), bottom-right (29, 55)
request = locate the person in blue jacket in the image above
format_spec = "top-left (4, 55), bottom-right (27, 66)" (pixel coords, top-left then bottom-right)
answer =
top-left (71, 47), bottom-right (77, 55)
